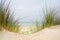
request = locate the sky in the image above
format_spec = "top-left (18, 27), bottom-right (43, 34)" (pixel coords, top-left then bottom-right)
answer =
top-left (9, 0), bottom-right (60, 26)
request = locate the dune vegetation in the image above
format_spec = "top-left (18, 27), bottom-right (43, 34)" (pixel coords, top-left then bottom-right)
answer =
top-left (0, 0), bottom-right (60, 35)
top-left (42, 9), bottom-right (60, 27)
top-left (33, 8), bottom-right (60, 33)
top-left (0, 0), bottom-right (20, 33)
top-left (20, 8), bottom-right (60, 34)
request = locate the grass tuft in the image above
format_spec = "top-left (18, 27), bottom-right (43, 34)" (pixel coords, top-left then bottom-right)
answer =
top-left (0, 0), bottom-right (20, 33)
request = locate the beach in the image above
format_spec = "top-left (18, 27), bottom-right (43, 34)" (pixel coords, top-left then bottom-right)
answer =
top-left (0, 25), bottom-right (60, 40)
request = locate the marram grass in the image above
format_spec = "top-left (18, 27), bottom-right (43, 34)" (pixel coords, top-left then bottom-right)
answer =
top-left (34, 8), bottom-right (60, 33)
top-left (0, 0), bottom-right (20, 33)
top-left (42, 8), bottom-right (60, 28)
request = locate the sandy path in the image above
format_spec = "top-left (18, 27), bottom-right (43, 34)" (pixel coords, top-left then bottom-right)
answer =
top-left (0, 25), bottom-right (60, 40)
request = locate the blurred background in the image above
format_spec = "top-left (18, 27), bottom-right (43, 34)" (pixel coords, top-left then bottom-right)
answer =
top-left (9, 0), bottom-right (60, 26)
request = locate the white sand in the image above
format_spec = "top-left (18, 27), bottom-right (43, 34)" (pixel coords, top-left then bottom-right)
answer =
top-left (0, 25), bottom-right (60, 40)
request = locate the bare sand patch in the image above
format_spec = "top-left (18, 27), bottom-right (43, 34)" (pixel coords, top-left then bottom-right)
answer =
top-left (0, 25), bottom-right (60, 40)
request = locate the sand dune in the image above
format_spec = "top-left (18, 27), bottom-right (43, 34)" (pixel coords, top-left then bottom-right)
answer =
top-left (0, 25), bottom-right (60, 40)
